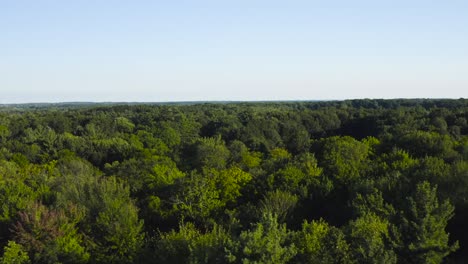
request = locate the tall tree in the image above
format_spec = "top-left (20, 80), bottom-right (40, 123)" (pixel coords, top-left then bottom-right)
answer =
top-left (397, 181), bottom-right (458, 264)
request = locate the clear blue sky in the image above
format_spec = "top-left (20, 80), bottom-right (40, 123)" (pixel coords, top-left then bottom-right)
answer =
top-left (1, 0), bottom-right (467, 103)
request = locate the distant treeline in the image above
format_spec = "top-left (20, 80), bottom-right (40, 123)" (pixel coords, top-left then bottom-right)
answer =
top-left (0, 99), bottom-right (467, 263)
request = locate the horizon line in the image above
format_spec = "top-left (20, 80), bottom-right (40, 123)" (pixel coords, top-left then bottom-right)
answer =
top-left (1, 97), bottom-right (466, 106)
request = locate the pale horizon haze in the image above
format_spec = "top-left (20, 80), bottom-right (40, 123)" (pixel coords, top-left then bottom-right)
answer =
top-left (1, 0), bottom-right (467, 103)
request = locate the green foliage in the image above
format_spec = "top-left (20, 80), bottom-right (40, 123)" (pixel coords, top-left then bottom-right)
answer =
top-left (446, 161), bottom-right (468, 207)
top-left (269, 148), bottom-right (292, 165)
top-left (0, 161), bottom-right (50, 229)
top-left (398, 181), bottom-right (459, 264)
top-left (0, 125), bottom-right (10, 143)
top-left (347, 212), bottom-right (397, 264)
top-left (294, 219), bottom-right (329, 261)
top-left (154, 222), bottom-right (236, 264)
top-left (192, 136), bottom-right (230, 169)
top-left (214, 167), bottom-right (252, 205)
top-left (270, 165), bottom-right (310, 198)
top-left (293, 220), bottom-right (353, 264)
top-left (114, 117), bottom-right (135, 133)
top-left (155, 122), bottom-right (182, 148)
top-left (0, 100), bottom-right (466, 263)
top-left (352, 190), bottom-right (396, 219)
top-left (365, 148), bottom-right (417, 198)
top-left (172, 167), bottom-right (251, 225)
top-left (0, 241), bottom-right (31, 264)
top-left (293, 153), bottom-right (323, 179)
top-left (55, 174), bottom-right (143, 263)
top-left (237, 213), bottom-right (297, 264)
top-left (397, 131), bottom-right (457, 159)
top-left (12, 203), bottom-right (89, 264)
top-left (229, 140), bottom-right (262, 169)
top-left (147, 158), bottom-right (186, 189)
top-left (260, 190), bottom-right (298, 222)
top-left (0, 162), bottom-right (36, 223)
top-left (320, 136), bottom-right (369, 184)
top-left (174, 171), bottom-right (224, 225)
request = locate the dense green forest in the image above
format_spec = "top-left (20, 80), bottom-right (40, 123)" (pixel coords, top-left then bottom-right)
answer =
top-left (0, 99), bottom-right (467, 264)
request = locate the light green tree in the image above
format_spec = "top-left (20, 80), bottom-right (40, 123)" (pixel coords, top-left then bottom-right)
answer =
top-left (154, 221), bottom-right (236, 264)
top-left (0, 241), bottom-right (31, 264)
top-left (348, 212), bottom-right (397, 264)
top-left (237, 213), bottom-right (297, 264)
top-left (398, 181), bottom-right (459, 264)
top-left (320, 136), bottom-right (369, 184)
top-left (293, 219), bottom-right (354, 264)
top-left (55, 174), bottom-right (144, 264)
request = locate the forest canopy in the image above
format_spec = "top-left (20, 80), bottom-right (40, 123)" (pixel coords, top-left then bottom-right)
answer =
top-left (0, 99), bottom-right (467, 263)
